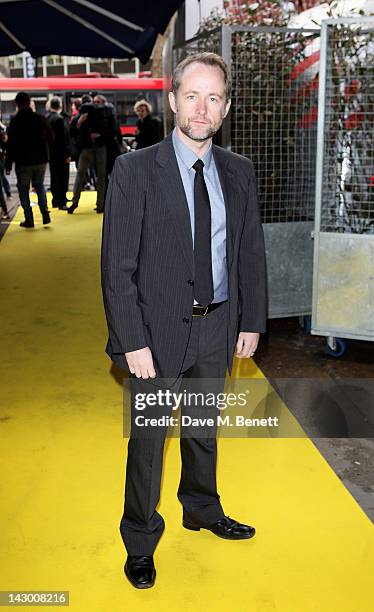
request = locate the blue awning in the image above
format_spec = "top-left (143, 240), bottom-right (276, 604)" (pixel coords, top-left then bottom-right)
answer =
top-left (0, 0), bottom-right (183, 62)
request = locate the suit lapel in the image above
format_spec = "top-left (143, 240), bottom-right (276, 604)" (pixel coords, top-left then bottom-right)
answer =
top-left (156, 135), bottom-right (194, 274)
top-left (212, 145), bottom-right (236, 271)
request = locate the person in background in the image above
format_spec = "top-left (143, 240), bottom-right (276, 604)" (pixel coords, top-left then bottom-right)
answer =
top-left (93, 95), bottom-right (122, 176)
top-left (69, 97), bottom-right (95, 194)
top-left (133, 99), bottom-right (162, 149)
top-left (60, 103), bottom-right (72, 199)
top-left (93, 94), bottom-right (122, 205)
top-left (67, 94), bottom-right (108, 214)
top-left (0, 119), bottom-right (11, 199)
top-left (70, 98), bottom-right (81, 122)
top-left (0, 122), bottom-right (10, 220)
top-left (69, 98), bottom-right (82, 166)
top-left (6, 92), bottom-right (51, 228)
top-left (46, 96), bottom-right (71, 210)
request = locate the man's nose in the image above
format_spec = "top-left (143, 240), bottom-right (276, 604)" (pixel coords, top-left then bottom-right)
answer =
top-left (195, 99), bottom-right (207, 114)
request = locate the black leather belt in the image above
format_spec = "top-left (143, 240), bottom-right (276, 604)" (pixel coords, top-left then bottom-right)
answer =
top-left (192, 301), bottom-right (227, 317)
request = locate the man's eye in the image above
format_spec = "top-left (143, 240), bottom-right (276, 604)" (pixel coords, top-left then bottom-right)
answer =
top-left (187, 95), bottom-right (195, 100)
top-left (210, 97), bottom-right (218, 103)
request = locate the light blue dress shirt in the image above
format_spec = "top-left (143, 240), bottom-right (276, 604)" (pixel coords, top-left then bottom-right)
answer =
top-left (172, 128), bottom-right (228, 303)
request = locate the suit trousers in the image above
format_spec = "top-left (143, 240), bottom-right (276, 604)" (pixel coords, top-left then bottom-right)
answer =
top-left (49, 156), bottom-right (69, 208)
top-left (72, 145), bottom-right (106, 211)
top-left (120, 301), bottom-right (229, 555)
top-left (15, 164), bottom-right (48, 223)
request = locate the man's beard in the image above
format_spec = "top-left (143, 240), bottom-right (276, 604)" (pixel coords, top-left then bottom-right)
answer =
top-left (178, 116), bottom-right (220, 141)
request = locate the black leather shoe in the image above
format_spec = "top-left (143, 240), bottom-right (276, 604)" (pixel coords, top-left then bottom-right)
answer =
top-left (58, 205), bottom-right (68, 211)
top-left (20, 220), bottom-right (34, 228)
top-left (183, 515), bottom-right (256, 540)
top-left (42, 213), bottom-right (51, 225)
top-left (124, 555), bottom-right (156, 589)
top-left (67, 204), bottom-right (78, 214)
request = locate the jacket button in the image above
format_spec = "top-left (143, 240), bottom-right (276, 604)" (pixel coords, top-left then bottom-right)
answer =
top-left (187, 279), bottom-right (194, 286)
top-left (182, 317), bottom-right (190, 323)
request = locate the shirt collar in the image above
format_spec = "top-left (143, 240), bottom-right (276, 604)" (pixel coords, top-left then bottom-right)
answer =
top-left (172, 127), bottom-right (212, 171)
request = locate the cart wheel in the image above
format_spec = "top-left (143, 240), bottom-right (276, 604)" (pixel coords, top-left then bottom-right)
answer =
top-left (325, 337), bottom-right (346, 358)
top-left (303, 315), bottom-right (312, 334)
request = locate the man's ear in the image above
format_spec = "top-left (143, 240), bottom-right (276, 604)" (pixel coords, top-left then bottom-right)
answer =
top-left (223, 98), bottom-right (231, 119)
top-left (168, 91), bottom-right (177, 114)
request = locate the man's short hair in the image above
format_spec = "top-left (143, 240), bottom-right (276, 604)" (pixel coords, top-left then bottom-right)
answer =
top-left (94, 94), bottom-right (107, 105)
top-left (15, 91), bottom-right (31, 108)
top-left (81, 94), bottom-right (93, 105)
top-left (50, 96), bottom-right (62, 111)
top-left (134, 99), bottom-right (152, 114)
top-left (172, 52), bottom-right (231, 101)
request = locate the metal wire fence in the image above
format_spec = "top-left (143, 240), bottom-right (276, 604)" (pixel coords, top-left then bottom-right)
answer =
top-left (173, 26), bottom-right (319, 223)
top-left (319, 21), bottom-right (374, 234)
top-left (173, 28), bottom-right (221, 65)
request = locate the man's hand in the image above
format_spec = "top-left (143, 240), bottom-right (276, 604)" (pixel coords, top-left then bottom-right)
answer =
top-left (236, 332), bottom-right (260, 358)
top-left (90, 132), bottom-right (101, 141)
top-left (77, 113), bottom-right (88, 127)
top-left (125, 346), bottom-right (156, 379)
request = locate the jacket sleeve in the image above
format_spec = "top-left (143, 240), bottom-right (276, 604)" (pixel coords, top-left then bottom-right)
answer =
top-left (43, 116), bottom-right (54, 152)
top-left (55, 116), bottom-right (70, 158)
top-left (5, 119), bottom-right (15, 172)
top-left (101, 155), bottom-right (148, 354)
top-left (238, 160), bottom-right (267, 333)
top-left (63, 120), bottom-right (72, 157)
top-left (102, 107), bottom-right (117, 143)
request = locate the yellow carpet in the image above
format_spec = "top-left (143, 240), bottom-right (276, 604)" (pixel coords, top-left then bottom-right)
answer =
top-left (0, 194), bottom-right (373, 611)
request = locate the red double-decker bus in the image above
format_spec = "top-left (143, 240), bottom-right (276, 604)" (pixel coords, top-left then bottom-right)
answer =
top-left (0, 76), bottom-right (165, 137)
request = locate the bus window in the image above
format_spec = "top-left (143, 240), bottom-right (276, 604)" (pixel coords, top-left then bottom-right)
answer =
top-left (0, 92), bottom-right (48, 123)
top-left (0, 93), bottom-right (17, 124)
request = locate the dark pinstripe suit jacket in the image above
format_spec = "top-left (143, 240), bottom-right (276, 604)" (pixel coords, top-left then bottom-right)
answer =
top-left (101, 133), bottom-right (267, 378)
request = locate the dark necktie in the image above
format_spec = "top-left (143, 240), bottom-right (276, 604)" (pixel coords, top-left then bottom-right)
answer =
top-left (192, 159), bottom-right (214, 307)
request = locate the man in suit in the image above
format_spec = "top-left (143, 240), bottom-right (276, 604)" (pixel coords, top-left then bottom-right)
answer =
top-left (101, 52), bottom-right (267, 589)
top-left (46, 97), bottom-right (71, 210)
